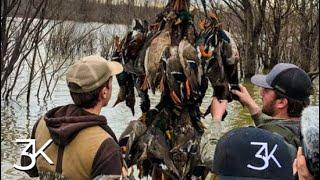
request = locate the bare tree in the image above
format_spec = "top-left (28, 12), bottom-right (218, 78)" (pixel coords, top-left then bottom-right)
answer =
top-left (1, 0), bottom-right (51, 99)
top-left (265, 0), bottom-right (294, 68)
top-left (212, 0), bottom-right (318, 78)
top-left (294, 0), bottom-right (319, 72)
top-left (222, 0), bottom-right (267, 78)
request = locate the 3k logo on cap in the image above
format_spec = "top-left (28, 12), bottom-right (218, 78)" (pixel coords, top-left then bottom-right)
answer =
top-left (247, 142), bottom-right (282, 171)
top-left (213, 127), bottom-right (294, 179)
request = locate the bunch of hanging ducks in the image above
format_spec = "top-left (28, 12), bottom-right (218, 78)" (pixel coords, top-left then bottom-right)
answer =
top-left (109, 0), bottom-right (240, 179)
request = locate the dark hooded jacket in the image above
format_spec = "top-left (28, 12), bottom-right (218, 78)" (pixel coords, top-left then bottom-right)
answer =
top-left (21, 104), bottom-right (122, 180)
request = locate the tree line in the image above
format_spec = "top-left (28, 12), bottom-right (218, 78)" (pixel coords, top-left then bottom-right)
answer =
top-left (212, 0), bottom-right (319, 78)
top-left (10, 0), bottom-right (163, 24)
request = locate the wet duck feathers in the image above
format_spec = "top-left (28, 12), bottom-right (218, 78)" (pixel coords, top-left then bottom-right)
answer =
top-left (178, 38), bottom-right (202, 100)
top-left (144, 30), bottom-right (171, 94)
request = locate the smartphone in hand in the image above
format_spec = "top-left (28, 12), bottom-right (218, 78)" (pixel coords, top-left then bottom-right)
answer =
top-left (230, 84), bottom-right (240, 101)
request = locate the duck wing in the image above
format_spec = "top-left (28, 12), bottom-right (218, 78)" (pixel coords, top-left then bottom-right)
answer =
top-left (147, 128), bottom-right (180, 179)
top-left (178, 39), bottom-right (202, 100)
top-left (166, 46), bottom-right (185, 105)
top-left (119, 120), bottom-right (147, 166)
top-left (145, 31), bottom-right (171, 94)
top-left (206, 42), bottom-right (231, 101)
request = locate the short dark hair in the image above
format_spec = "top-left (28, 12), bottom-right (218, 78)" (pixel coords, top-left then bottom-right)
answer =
top-left (69, 78), bottom-right (111, 109)
top-left (275, 91), bottom-right (310, 117)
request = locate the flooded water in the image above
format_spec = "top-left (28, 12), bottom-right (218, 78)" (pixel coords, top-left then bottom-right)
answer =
top-left (2, 76), bottom-right (318, 179)
top-left (1, 21), bottom-right (319, 179)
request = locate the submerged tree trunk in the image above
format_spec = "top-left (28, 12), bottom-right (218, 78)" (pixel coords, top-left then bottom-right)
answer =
top-left (270, 18), bottom-right (281, 68)
top-left (296, 0), bottom-right (319, 72)
top-left (223, 0), bottom-right (266, 78)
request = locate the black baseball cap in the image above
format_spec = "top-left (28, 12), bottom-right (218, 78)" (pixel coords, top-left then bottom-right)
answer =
top-left (251, 63), bottom-right (312, 101)
top-left (212, 127), bottom-right (295, 179)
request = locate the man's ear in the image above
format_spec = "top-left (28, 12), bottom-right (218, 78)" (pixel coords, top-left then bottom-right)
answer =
top-left (276, 98), bottom-right (288, 109)
top-left (100, 86), bottom-right (108, 99)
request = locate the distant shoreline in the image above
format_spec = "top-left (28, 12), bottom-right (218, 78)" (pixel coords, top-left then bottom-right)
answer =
top-left (11, 1), bottom-right (164, 25)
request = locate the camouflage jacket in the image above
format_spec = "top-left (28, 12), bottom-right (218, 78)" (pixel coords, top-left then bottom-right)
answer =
top-left (199, 120), bottom-right (224, 170)
top-left (252, 112), bottom-right (301, 149)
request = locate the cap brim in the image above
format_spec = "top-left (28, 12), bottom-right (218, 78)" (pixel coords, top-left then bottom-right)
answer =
top-left (107, 61), bottom-right (123, 76)
top-left (220, 176), bottom-right (270, 180)
top-left (250, 75), bottom-right (272, 89)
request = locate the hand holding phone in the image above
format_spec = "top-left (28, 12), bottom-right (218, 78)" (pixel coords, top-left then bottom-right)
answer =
top-left (230, 84), bottom-right (240, 101)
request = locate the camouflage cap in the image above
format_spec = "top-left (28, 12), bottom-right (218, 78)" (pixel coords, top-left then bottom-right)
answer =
top-left (66, 55), bottom-right (123, 93)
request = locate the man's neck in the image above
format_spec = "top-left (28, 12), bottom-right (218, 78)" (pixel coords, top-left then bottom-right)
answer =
top-left (273, 113), bottom-right (300, 121)
top-left (84, 106), bottom-right (102, 115)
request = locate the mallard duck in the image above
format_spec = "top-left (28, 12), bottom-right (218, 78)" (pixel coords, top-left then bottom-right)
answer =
top-left (143, 30), bottom-right (171, 94)
top-left (113, 71), bottom-right (127, 107)
top-left (143, 11), bottom-right (183, 94)
top-left (113, 72), bottom-right (136, 115)
top-left (195, 14), bottom-right (240, 103)
top-left (146, 128), bottom-right (180, 179)
top-left (201, 42), bottom-right (231, 119)
top-left (206, 42), bottom-right (231, 101)
top-left (113, 19), bottom-right (150, 115)
top-left (169, 109), bottom-right (202, 179)
top-left (131, 18), bottom-right (147, 33)
top-left (222, 30), bottom-right (240, 92)
top-left (121, 124), bottom-right (180, 179)
top-left (178, 38), bottom-right (202, 101)
top-left (122, 32), bottom-right (145, 65)
top-left (165, 46), bottom-right (185, 105)
top-left (118, 120), bottom-right (147, 166)
top-left (125, 84), bottom-right (136, 116)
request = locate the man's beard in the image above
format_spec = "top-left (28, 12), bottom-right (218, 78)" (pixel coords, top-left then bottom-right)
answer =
top-left (262, 99), bottom-right (276, 116)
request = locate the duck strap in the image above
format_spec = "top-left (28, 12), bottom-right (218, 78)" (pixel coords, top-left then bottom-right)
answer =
top-left (56, 145), bottom-right (65, 174)
top-left (99, 124), bottom-right (119, 143)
